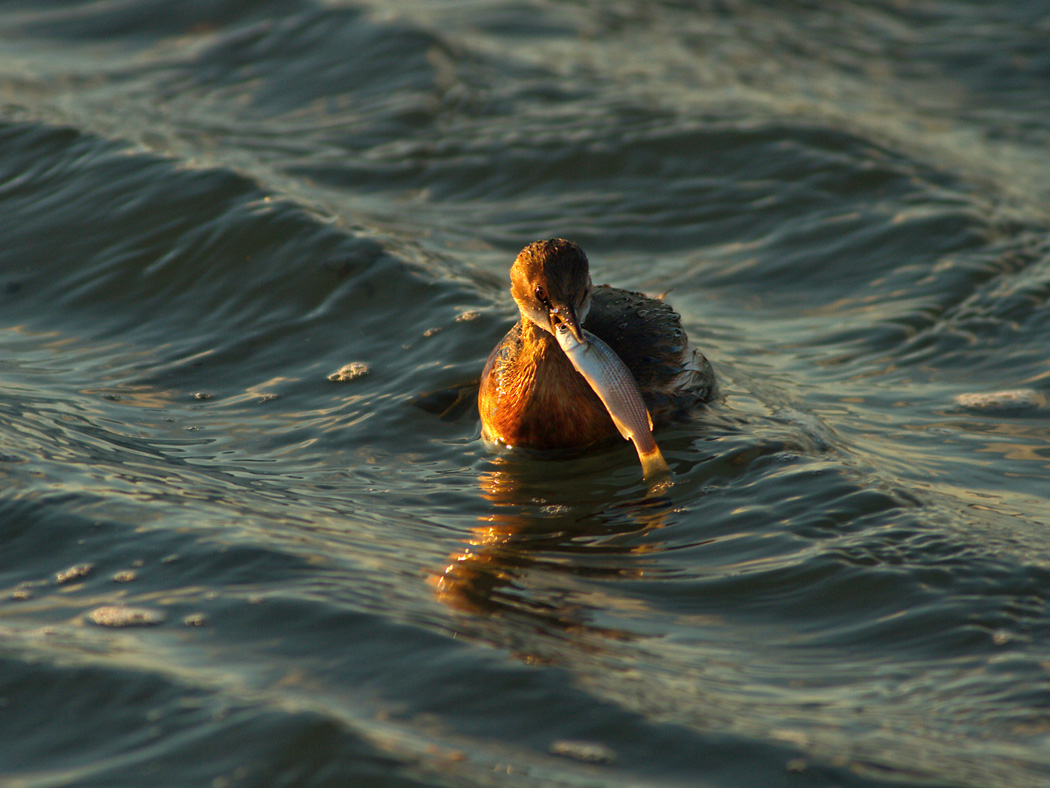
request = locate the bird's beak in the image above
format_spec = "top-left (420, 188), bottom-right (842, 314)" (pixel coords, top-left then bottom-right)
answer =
top-left (549, 304), bottom-right (585, 344)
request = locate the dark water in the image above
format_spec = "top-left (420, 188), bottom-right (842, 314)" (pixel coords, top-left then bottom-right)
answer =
top-left (2, 1), bottom-right (1050, 786)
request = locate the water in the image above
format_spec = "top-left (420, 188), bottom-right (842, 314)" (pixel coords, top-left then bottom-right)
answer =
top-left (2, 1), bottom-right (1049, 786)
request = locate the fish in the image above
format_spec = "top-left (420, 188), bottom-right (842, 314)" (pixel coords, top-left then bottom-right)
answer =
top-left (555, 324), bottom-right (671, 480)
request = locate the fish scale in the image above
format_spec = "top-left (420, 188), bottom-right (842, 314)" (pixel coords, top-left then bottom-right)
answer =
top-left (555, 325), bottom-right (670, 480)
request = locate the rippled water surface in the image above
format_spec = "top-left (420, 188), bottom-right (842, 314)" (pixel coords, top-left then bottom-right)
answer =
top-left (2, 2), bottom-right (1050, 786)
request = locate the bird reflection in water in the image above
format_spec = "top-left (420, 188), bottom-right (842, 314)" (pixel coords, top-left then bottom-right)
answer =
top-left (430, 456), bottom-right (680, 633)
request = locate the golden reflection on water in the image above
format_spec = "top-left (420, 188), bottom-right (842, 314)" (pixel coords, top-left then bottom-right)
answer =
top-left (431, 458), bottom-right (674, 629)
top-left (924, 410), bottom-right (1050, 471)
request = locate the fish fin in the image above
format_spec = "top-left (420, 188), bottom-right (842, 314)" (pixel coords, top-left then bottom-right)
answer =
top-left (607, 411), bottom-right (634, 441)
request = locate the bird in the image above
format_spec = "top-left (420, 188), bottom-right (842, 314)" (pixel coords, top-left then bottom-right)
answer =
top-left (478, 238), bottom-right (716, 475)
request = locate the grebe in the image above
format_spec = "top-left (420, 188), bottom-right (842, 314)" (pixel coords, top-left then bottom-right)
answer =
top-left (478, 239), bottom-right (716, 477)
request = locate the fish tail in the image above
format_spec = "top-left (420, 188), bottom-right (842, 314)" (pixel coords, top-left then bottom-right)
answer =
top-left (639, 445), bottom-right (670, 480)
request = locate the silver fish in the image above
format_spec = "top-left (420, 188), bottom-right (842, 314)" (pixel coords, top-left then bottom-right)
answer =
top-left (555, 325), bottom-right (670, 479)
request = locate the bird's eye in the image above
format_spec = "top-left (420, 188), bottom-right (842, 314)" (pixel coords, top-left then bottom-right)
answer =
top-left (534, 286), bottom-right (548, 305)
